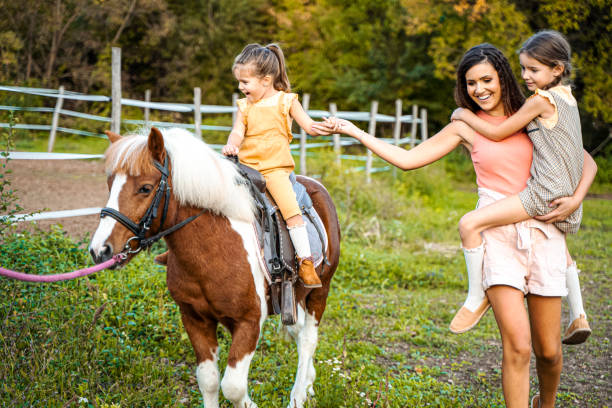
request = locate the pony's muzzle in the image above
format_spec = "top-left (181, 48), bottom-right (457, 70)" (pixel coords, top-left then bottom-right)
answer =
top-left (90, 244), bottom-right (113, 264)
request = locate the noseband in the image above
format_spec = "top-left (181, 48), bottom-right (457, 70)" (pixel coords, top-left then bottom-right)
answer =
top-left (100, 155), bottom-right (203, 255)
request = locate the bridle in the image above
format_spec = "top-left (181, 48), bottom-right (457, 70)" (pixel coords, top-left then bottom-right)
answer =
top-left (100, 155), bottom-right (203, 256)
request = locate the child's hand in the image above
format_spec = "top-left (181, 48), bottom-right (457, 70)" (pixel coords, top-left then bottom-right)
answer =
top-left (451, 108), bottom-right (465, 122)
top-left (222, 143), bottom-right (239, 156)
top-left (309, 121), bottom-right (333, 136)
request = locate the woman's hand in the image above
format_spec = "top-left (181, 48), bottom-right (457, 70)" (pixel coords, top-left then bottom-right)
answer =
top-left (317, 117), bottom-right (363, 139)
top-left (534, 196), bottom-right (579, 223)
top-left (222, 143), bottom-right (240, 156)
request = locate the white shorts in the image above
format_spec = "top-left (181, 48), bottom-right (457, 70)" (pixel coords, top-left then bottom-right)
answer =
top-left (478, 188), bottom-right (567, 297)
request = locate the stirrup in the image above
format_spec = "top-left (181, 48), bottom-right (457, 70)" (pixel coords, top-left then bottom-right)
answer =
top-left (281, 277), bottom-right (297, 325)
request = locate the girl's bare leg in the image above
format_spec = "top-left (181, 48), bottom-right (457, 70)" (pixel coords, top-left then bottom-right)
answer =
top-left (488, 285), bottom-right (531, 408)
top-left (527, 294), bottom-right (563, 408)
top-left (450, 195), bottom-right (531, 332)
top-left (286, 214), bottom-right (304, 228)
top-left (459, 195), bottom-right (530, 249)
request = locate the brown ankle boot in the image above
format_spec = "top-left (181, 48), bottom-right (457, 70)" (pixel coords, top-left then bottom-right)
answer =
top-left (154, 251), bottom-right (169, 265)
top-left (298, 257), bottom-right (322, 288)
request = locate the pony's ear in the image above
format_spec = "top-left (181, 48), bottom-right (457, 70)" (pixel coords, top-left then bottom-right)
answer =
top-left (148, 127), bottom-right (165, 163)
top-left (105, 130), bottom-right (122, 143)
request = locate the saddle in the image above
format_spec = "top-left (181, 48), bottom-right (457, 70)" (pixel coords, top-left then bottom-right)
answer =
top-left (232, 158), bottom-right (328, 325)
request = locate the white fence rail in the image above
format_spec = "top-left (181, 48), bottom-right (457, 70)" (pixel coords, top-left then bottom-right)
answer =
top-left (1, 47), bottom-right (430, 222)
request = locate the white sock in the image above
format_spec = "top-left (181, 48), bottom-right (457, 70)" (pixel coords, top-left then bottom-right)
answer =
top-left (462, 243), bottom-right (486, 312)
top-left (566, 262), bottom-right (586, 323)
top-left (288, 224), bottom-right (311, 259)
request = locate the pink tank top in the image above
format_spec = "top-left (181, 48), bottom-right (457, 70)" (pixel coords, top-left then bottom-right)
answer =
top-left (470, 111), bottom-right (533, 196)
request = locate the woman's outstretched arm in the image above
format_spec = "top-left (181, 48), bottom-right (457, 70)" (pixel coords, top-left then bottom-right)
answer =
top-left (314, 118), bottom-right (471, 171)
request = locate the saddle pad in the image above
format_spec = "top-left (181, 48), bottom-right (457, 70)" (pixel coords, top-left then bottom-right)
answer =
top-left (253, 174), bottom-right (328, 283)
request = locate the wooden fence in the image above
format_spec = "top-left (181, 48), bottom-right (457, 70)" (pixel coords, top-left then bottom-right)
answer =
top-left (0, 47), bottom-right (429, 180)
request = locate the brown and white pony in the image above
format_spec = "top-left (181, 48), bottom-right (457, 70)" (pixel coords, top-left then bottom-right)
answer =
top-left (89, 127), bottom-right (340, 407)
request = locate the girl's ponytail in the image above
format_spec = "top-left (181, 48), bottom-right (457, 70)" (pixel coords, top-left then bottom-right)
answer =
top-left (265, 44), bottom-right (291, 92)
top-left (232, 43), bottom-right (291, 92)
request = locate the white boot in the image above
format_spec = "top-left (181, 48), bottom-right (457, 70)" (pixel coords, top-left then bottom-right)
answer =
top-left (562, 262), bottom-right (591, 345)
top-left (449, 243), bottom-right (490, 333)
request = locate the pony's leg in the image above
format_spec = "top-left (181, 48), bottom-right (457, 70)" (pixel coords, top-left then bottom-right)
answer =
top-left (180, 307), bottom-right (220, 408)
top-left (220, 321), bottom-right (260, 408)
top-left (286, 305), bottom-right (319, 408)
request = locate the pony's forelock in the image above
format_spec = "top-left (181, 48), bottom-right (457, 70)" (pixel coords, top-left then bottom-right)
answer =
top-left (104, 128), bottom-right (255, 223)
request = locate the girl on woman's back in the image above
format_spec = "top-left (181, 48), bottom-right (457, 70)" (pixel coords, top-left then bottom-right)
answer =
top-left (451, 31), bottom-right (592, 345)
top-left (316, 43), bottom-right (597, 407)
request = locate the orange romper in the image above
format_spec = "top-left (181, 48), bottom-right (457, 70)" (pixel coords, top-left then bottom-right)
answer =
top-left (237, 91), bottom-right (301, 220)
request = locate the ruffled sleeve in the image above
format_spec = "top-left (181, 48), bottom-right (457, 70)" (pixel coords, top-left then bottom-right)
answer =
top-left (236, 98), bottom-right (249, 125)
top-left (532, 88), bottom-right (558, 129)
top-left (281, 92), bottom-right (298, 116)
top-left (281, 92), bottom-right (299, 136)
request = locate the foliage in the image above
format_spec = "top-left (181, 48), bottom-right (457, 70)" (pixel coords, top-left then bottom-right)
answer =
top-left (0, 161), bottom-right (610, 407)
top-left (0, 112), bottom-right (25, 238)
top-left (0, 0), bottom-right (609, 150)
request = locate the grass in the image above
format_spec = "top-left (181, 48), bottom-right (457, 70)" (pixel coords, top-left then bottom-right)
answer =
top-left (1, 146), bottom-right (611, 406)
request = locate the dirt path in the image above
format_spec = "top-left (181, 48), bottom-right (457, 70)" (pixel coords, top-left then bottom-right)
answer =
top-left (6, 159), bottom-right (108, 238)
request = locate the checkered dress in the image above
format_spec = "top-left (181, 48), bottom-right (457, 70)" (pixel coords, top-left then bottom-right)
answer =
top-left (518, 88), bottom-right (584, 234)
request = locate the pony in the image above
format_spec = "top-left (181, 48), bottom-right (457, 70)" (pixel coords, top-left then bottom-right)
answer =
top-left (89, 127), bottom-right (341, 408)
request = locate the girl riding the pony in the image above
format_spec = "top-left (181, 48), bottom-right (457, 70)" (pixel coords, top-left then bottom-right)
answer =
top-left (222, 43), bottom-right (331, 288)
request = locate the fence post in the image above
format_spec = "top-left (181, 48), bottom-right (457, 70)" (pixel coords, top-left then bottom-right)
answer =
top-left (410, 104), bottom-right (418, 148)
top-left (299, 93), bottom-right (310, 175)
top-left (232, 93), bottom-right (238, 124)
top-left (366, 101), bottom-right (378, 184)
top-left (47, 85), bottom-right (64, 153)
top-left (144, 89), bottom-right (151, 128)
top-left (420, 108), bottom-right (428, 141)
top-left (193, 87), bottom-right (202, 139)
top-left (392, 99), bottom-right (402, 178)
top-left (111, 47), bottom-right (122, 134)
top-left (330, 103), bottom-right (340, 165)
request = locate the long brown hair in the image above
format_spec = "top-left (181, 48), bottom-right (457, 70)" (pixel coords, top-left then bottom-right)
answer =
top-left (232, 43), bottom-right (291, 92)
top-left (519, 30), bottom-right (571, 89)
top-left (454, 44), bottom-right (525, 116)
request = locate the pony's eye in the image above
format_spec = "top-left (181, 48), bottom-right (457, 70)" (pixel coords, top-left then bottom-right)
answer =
top-left (138, 184), bottom-right (153, 194)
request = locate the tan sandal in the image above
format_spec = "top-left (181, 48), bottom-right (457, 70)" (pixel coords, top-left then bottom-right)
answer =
top-left (449, 298), bottom-right (490, 334)
top-left (562, 314), bottom-right (591, 345)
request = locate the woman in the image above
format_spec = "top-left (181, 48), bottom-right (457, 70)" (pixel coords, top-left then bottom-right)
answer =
top-left (315, 44), bottom-right (597, 407)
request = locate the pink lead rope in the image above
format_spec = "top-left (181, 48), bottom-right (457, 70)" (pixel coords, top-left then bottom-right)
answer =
top-left (0, 254), bottom-right (123, 283)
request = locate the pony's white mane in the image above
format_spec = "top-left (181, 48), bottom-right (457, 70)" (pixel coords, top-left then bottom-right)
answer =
top-left (110, 128), bottom-right (255, 223)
